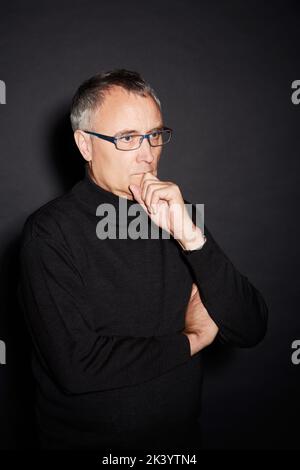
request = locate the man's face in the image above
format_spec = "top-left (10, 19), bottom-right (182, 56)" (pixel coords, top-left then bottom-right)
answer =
top-left (76, 85), bottom-right (164, 200)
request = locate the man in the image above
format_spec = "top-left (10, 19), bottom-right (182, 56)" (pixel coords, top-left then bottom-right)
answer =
top-left (18, 68), bottom-right (268, 451)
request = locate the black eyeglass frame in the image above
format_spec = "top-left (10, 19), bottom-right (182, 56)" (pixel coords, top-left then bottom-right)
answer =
top-left (83, 126), bottom-right (173, 150)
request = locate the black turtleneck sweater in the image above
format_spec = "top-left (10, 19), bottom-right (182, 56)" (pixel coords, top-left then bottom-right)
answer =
top-left (17, 166), bottom-right (268, 451)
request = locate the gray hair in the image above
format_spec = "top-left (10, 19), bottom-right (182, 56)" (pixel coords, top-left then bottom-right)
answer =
top-left (70, 68), bottom-right (162, 132)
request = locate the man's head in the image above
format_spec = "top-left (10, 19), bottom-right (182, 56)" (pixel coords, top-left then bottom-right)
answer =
top-left (70, 69), bottom-right (166, 200)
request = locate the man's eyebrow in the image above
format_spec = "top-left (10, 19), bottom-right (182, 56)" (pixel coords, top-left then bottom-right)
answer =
top-left (115, 124), bottom-right (164, 136)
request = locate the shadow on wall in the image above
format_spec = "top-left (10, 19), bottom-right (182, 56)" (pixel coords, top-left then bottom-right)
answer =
top-left (46, 102), bottom-right (85, 190)
top-left (0, 106), bottom-right (84, 450)
top-left (1, 236), bottom-right (37, 449)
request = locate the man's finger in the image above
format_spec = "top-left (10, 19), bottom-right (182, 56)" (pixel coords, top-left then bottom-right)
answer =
top-left (190, 283), bottom-right (198, 298)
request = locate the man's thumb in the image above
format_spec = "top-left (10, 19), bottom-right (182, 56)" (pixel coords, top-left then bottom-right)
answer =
top-left (129, 184), bottom-right (141, 202)
top-left (129, 184), bottom-right (150, 214)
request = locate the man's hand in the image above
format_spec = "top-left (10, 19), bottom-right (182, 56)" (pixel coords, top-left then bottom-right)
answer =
top-left (129, 172), bottom-right (205, 250)
top-left (183, 283), bottom-right (219, 355)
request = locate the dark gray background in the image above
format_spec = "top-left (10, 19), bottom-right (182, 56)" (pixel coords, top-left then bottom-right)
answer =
top-left (0, 0), bottom-right (299, 450)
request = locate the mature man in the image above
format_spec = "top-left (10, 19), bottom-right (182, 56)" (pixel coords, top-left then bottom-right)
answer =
top-left (18, 68), bottom-right (268, 451)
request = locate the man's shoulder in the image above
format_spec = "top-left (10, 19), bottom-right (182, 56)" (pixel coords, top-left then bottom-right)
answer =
top-left (20, 184), bottom-right (80, 247)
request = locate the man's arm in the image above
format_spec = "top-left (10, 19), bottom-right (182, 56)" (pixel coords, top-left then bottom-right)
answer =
top-left (183, 282), bottom-right (219, 355)
top-left (180, 202), bottom-right (268, 348)
top-left (18, 234), bottom-right (191, 396)
top-left (129, 174), bottom-right (268, 349)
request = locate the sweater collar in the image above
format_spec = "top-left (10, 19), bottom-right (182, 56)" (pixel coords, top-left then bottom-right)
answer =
top-left (72, 165), bottom-right (167, 239)
top-left (73, 164), bottom-right (152, 228)
top-left (81, 163), bottom-right (138, 207)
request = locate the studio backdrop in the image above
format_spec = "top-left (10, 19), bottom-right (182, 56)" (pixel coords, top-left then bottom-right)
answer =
top-left (0, 0), bottom-right (299, 450)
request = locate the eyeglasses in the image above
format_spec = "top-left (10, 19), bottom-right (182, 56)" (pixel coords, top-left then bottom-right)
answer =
top-left (83, 126), bottom-right (173, 151)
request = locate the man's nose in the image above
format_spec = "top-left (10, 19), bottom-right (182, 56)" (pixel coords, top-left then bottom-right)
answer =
top-left (137, 136), bottom-right (155, 162)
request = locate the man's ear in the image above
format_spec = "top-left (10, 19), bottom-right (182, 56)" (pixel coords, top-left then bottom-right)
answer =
top-left (73, 130), bottom-right (92, 162)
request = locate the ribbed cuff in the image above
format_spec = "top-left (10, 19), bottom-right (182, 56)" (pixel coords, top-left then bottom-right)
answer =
top-left (181, 236), bottom-right (227, 284)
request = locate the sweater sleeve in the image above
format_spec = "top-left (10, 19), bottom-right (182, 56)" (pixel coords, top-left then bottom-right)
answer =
top-left (180, 205), bottom-right (268, 347)
top-left (18, 235), bottom-right (191, 395)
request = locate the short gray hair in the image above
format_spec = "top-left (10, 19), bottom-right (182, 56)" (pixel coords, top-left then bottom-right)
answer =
top-left (70, 68), bottom-right (162, 132)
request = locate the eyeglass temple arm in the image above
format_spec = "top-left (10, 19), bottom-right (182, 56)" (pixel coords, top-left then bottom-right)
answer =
top-left (83, 131), bottom-right (115, 143)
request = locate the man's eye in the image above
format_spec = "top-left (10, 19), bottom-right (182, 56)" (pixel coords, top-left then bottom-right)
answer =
top-left (120, 135), bottom-right (133, 142)
top-left (150, 131), bottom-right (160, 138)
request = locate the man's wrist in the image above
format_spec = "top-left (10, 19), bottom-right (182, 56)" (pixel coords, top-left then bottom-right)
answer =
top-left (178, 226), bottom-right (207, 251)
